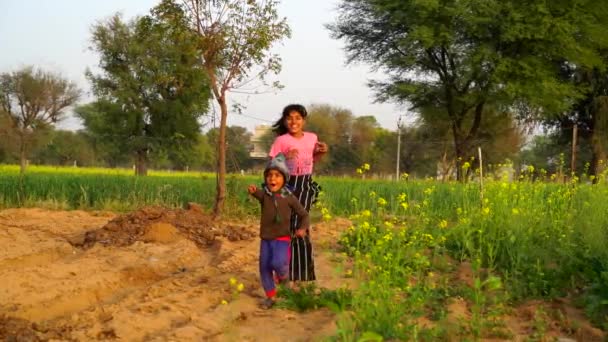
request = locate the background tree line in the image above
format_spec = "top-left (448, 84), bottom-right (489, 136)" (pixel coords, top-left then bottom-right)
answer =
top-left (0, 97), bottom-right (598, 180)
top-left (2, 0), bottom-right (608, 215)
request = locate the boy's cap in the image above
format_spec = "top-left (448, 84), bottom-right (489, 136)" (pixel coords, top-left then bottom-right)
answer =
top-left (265, 153), bottom-right (290, 182)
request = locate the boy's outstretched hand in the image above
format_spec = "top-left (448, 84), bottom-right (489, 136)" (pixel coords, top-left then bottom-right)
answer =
top-left (247, 184), bottom-right (257, 194)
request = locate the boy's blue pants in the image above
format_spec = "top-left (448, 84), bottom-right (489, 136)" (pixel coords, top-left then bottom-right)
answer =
top-left (259, 238), bottom-right (290, 298)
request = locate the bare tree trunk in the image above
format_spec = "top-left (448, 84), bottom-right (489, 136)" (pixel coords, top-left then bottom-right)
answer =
top-left (439, 150), bottom-right (454, 182)
top-left (18, 133), bottom-right (27, 174)
top-left (452, 124), bottom-right (465, 181)
top-left (213, 97), bottom-right (228, 218)
top-left (591, 123), bottom-right (607, 181)
top-left (135, 149), bottom-right (148, 176)
top-left (591, 96), bottom-right (608, 182)
top-left (590, 144), bottom-right (606, 181)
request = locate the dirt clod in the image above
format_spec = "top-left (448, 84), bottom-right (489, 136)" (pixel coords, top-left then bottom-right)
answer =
top-left (80, 205), bottom-right (256, 249)
top-left (0, 315), bottom-right (40, 342)
top-left (0, 316), bottom-right (73, 342)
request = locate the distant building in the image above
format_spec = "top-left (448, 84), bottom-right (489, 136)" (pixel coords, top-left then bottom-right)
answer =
top-left (250, 124), bottom-right (271, 159)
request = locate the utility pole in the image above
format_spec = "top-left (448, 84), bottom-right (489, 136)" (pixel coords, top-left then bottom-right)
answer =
top-left (396, 116), bottom-right (402, 181)
top-left (571, 123), bottom-right (578, 175)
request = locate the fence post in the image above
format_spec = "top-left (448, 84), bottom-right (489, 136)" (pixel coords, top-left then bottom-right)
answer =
top-left (478, 147), bottom-right (484, 208)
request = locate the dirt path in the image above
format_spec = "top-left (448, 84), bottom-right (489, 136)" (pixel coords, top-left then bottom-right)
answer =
top-left (0, 208), bottom-right (352, 341)
top-left (1, 208), bottom-right (604, 341)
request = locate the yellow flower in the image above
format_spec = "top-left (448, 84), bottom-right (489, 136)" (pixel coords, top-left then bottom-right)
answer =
top-left (377, 197), bottom-right (387, 206)
top-left (221, 300), bottom-right (228, 305)
top-left (462, 162), bottom-right (471, 170)
top-left (361, 209), bottom-right (372, 217)
top-left (356, 168), bottom-right (363, 174)
top-left (511, 208), bottom-right (519, 215)
top-left (400, 202), bottom-right (409, 210)
top-left (438, 220), bottom-right (448, 229)
top-left (482, 207), bottom-right (490, 215)
top-left (383, 233), bottom-right (393, 242)
top-left (398, 193), bottom-right (407, 201)
top-left (527, 165), bottom-right (535, 173)
top-left (229, 277), bottom-right (237, 286)
top-left (236, 283), bottom-right (245, 292)
top-left (369, 191), bottom-right (377, 198)
top-left (363, 163), bottom-right (371, 171)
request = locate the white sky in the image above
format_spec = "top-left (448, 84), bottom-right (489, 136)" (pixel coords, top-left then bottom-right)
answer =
top-left (0, 0), bottom-right (406, 132)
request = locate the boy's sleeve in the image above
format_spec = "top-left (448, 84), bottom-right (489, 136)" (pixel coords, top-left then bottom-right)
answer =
top-left (289, 195), bottom-right (310, 230)
top-left (251, 188), bottom-right (264, 202)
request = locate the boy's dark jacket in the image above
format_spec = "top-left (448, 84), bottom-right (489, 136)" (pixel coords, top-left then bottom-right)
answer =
top-left (250, 188), bottom-right (309, 240)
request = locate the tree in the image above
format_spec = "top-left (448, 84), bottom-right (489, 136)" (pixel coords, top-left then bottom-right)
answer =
top-left (329, 0), bottom-right (608, 180)
top-left (542, 62), bottom-right (608, 177)
top-left (32, 129), bottom-right (96, 166)
top-left (206, 126), bottom-right (253, 172)
top-left (75, 101), bottom-right (131, 167)
top-left (0, 67), bottom-right (80, 173)
top-left (519, 133), bottom-right (571, 175)
top-left (86, 0), bottom-right (211, 176)
top-left (405, 105), bottom-right (524, 179)
top-left (305, 103), bottom-right (357, 174)
top-left (351, 115), bottom-right (380, 164)
top-left (183, 0), bottom-right (290, 217)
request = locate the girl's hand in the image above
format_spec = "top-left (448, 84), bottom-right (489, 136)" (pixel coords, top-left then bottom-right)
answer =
top-left (295, 228), bottom-right (307, 237)
top-left (247, 184), bottom-right (257, 194)
top-left (315, 142), bottom-right (328, 154)
top-left (286, 148), bottom-right (299, 160)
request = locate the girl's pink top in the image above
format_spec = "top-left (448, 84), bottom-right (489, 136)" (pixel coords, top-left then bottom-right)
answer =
top-left (269, 132), bottom-right (318, 175)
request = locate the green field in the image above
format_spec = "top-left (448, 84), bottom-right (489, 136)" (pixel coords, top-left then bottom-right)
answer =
top-left (2, 164), bottom-right (608, 339)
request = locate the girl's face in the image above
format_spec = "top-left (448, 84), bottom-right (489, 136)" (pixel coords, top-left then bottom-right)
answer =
top-left (285, 110), bottom-right (305, 136)
top-left (265, 169), bottom-right (285, 192)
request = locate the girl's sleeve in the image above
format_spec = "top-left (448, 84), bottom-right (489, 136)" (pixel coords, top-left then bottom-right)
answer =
top-left (268, 137), bottom-right (283, 158)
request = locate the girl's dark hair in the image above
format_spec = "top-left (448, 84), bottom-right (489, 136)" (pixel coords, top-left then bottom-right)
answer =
top-left (272, 104), bottom-right (308, 135)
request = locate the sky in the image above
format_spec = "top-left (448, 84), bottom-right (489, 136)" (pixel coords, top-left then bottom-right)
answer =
top-left (0, 0), bottom-right (405, 132)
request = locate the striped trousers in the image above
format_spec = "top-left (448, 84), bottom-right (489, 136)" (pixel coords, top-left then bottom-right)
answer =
top-left (287, 174), bottom-right (319, 281)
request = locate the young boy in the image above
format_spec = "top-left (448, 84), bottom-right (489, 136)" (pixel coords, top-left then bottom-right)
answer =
top-left (248, 153), bottom-right (310, 308)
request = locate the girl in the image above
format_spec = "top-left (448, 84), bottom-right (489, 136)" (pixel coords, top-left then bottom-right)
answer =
top-left (269, 104), bottom-right (328, 283)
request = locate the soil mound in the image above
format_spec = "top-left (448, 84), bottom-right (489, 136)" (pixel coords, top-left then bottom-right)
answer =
top-left (0, 315), bottom-right (76, 341)
top-left (0, 315), bottom-right (40, 342)
top-left (80, 203), bottom-right (256, 249)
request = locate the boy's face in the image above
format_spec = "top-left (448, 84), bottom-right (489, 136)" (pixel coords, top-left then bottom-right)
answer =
top-left (265, 169), bottom-right (285, 192)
